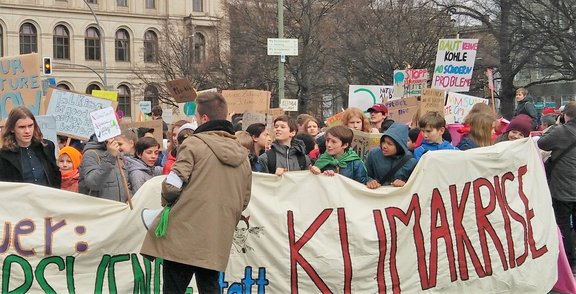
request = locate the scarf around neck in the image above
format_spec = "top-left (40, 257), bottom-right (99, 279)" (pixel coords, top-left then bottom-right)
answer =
top-left (314, 148), bottom-right (361, 170)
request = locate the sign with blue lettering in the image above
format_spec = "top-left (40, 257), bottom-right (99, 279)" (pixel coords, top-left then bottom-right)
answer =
top-left (0, 53), bottom-right (43, 121)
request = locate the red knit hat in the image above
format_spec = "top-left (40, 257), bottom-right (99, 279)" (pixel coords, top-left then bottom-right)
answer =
top-left (542, 107), bottom-right (556, 115)
top-left (506, 114), bottom-right (532, 137)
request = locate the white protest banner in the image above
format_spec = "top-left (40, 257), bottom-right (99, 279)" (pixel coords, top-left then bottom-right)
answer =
top-left (90, 106), bottom-right (121, 142)
top-left (0, 139), bottom-right (558, 293)
top-left (444, 92), bottom-right (489, 124)
top-left (0, 53), bottom-right (43, 121)
top-left (432, 39), bottom-right (479, 92)
top-left (44, 88), bottom-right (116, 140)
top-left (35, 115), bottom-right (57, 156)
top-left (393, 69), bottom-right (429, 98)
top-left (348, 85), bottom-right (393, 111)
top-left (279, 99), bottom-right (298, 112)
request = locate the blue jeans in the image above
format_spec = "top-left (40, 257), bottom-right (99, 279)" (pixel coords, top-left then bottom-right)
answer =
top-left (163, 259), bottom-right (219, 294)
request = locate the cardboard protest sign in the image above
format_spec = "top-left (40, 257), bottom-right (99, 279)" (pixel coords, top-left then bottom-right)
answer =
top-left (0, 139), bottom-right (558, 293)
top-left (0, 53), bottom-right (43, 121)
top-left (432, 39), bottom-right (479, 92)
top-left (393, 69), bottom-right (429, 98)
top-left (91, 90), bottom-right (118, 101)
top-left (326, 112), bottom-right (345, 127)
top-left (348, 85), bottom-right (393, 111)
top-left (166, 78), bottom-right (197, 103)
top-left (90, 106), bottom-right (121, 142)
top-left (444, 92), bottom-right (489, 124)
top-left (242, 112), bottom-right (267, 131)
top-left (268, 108), bottom-right (285, 119)
top-left (44, 88), bottom-right (116, 140)
top-left (420, 88), bottom-right (446, 115)
top-left (222, 90), bottom-right (271, 115)
top-left (385, 96), bottom-right (419, 123)
top-left (120, 119), bottom-right (163, 148)
top-left (350, 129), bottom-right (381, 162)
top-left (35, 115), bottom-right (57, 156)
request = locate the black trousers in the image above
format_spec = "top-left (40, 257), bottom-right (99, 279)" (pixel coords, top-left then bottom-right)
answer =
top-left (163, 259), bottom-right (220, 294)
top-left (552, 199), bottom-right (576, 267)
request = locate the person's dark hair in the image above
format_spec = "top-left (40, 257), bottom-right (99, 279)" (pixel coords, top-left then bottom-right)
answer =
top-left (294, 133), bottom-right (316, 154)
top-left (442, 129), bottom-right (452, 143)
top-left (296, 114), bottom-right (314, 126)
top-left (1, 106), bottom-right (45, 151)
top-left (135, 137), bottom-right (160, 159)
top-left (274, 115), bottom-right (297, 132)
top-left (418, 111), bottom-right (446, 129)
top-left (325, 125), bottom-right (354, 148)
top-left (316, 134), bottom-right (327, 155)
top-left (151, 105), bottom-right (163, 116)
top-left (408, 127), bottom-right (420, 143)
top-left (246, 123), bottom-right (267, 138)
top-left (196, 92), bottom-right (228, 120)
top-left (541, 114), bottom-right (557, 128)
top-left (177, 128), bottom-right (195, 145)
top-left (380, 135), bottom-right (405, 156)
top-left (564, 101), bottom-right (576, 121)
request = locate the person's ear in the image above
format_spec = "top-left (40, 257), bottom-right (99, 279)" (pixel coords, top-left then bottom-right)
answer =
top-left (342, 142), bottom-right (350, 150)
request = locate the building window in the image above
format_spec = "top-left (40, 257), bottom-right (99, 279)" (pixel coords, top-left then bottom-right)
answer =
top-left (146, 0), bottom-right (155, 9)
top-left (53, 25), bottom-right (70, 60)
top-left (0, 26), bottom-right (3, 57)
top-left (117, 0), bottom-right (127, 6)
top-left (193, 33), bottom-right (205, 63)
top-left (57, 83), bottom-right (70, 90)
top-left (20, 23), bottom-right (38, 54)
top-left (86, 0), bottom-right (96, 3)
top-left (144, 85), bottom-right (159, 106)
top-left (115, 29), bottom-right (130, 61)
top-left (144, 30), bottom-right (158, 63)
top-left (192, 0), bottom-right (203, 12)
top-left (85, 27), bottom-right (101, 60)
top-left (86, 84), bottom-right (101, 94)
top-left (118, 85), bottom-right (131, 117)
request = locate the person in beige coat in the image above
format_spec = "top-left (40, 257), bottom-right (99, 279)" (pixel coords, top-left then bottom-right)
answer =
top-left (140, 92), bottom-right (252, 293)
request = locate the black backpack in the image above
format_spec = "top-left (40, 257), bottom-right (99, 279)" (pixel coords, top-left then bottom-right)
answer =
top-left (265, 149), bottom-right (307, 173)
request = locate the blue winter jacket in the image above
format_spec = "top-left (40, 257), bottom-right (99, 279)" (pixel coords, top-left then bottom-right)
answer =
top-left (414, 140), bottom-right (458, 161)
top-left (319, 158), bottom-right (369, 184)
top-left (365, 123), bottom-right (417, 185)
top-left (456, 137), bottom-right (479, 151)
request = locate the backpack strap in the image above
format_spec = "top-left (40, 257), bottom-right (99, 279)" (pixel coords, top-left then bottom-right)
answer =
top-left (83, 149), bottom-right (101, 196)
top-left (266, 149), bottom-right (276, 174)
top-left (379, 155), bottom-right (412, 185)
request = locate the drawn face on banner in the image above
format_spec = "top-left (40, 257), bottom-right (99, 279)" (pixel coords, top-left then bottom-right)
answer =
top-left (14, 117), bottom-right (35, 148)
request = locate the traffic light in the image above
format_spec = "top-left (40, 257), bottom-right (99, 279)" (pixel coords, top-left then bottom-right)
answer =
top-left (43, 57), bottom-right (52, 75)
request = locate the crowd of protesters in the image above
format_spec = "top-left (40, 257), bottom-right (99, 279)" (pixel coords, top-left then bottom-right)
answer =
top-left (1, 88), bottom-right (576, 288)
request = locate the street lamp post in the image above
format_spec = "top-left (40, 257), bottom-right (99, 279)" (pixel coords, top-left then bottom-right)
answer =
top-left (277, 0), bottom-right (285, 106)
top-left (83, 0), bottom-right (109, 90)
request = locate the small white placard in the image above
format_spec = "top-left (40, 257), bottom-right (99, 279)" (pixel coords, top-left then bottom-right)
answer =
top-left (139, 101), bottom-right (152, 114)
top-left (267, 38), bottom-right (299, 56)
top-left (280, 99), bottom-right (299, 111)
top-left (90, 106), bottom-right (121, 142)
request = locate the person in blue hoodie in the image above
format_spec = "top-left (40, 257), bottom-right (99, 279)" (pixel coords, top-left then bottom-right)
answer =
top-left (310, 126), bottom-right (368, 184)
top-left (365, 122), bottom-right (417, 188)
top-left (414, 111), bottom-right (458, 161)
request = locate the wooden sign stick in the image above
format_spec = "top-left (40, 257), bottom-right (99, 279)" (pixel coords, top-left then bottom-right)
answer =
top-left (117, 157), bottom-right (134, 210)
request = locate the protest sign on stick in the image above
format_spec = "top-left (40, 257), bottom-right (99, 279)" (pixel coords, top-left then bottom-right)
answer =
top-left (348, 85), bottom-right (393, 111)
top-left (90, 106), bottom-right (121, 142)
top-left (222, 90), bottom-right (271, 116)
top-left (393, 69), bottom-right (429, 98)
top-left (432, 39), bottom-right (479, 92)
top-left (444, 92), bottom-right (489, 124)
top-left (0, 53), bottom-right (43, 121)
top-left (350, 129), bottom-right (381, 162)
top-left (44, 88), bottom-right (116, 140)
top-left (420, 88), bottom-right (446, 115)
top-left (166, 79), bottom-right (197, 103)
top-left (385, 96), bottom-right (419, 123)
